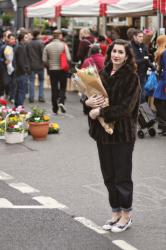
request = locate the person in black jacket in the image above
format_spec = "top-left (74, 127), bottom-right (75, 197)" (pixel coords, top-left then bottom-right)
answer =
top-left (26, 30), bottom-right (45, 103)
top-left (131, 30), bottom-right (155, 103)
top-left (85, 39), bottom-right (141, 233)
top-left (15, 33), bottom-right (30, 107)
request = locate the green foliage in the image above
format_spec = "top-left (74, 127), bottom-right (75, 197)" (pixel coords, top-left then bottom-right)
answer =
top-left (61, 17), bottom-right (69, 28)
top-left (29, 106), bottom-right (49, 122)
top-left (1, 13), bottom-right (12, 26)
top-left (33, 17), bottom-right (40, 28)
top-left (32, 18), bottom-right (49, 33)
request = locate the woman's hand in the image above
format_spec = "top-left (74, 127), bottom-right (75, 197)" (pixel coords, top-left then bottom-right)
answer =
top-left (89, 108), bottom-right (100, 120)
top-left (85, 95), bottom-right (105, 108)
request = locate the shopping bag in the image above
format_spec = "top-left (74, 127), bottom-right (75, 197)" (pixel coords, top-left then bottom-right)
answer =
top-left (59, 47), bottom-right (69, 72)
top-left (144, 72), bottom-right (158, 92)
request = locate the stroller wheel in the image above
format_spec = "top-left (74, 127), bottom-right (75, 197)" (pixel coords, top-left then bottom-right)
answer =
top-left (148, 128), bottom-right (156, 137)
top-left (137, 130), bottom-right (144, 139)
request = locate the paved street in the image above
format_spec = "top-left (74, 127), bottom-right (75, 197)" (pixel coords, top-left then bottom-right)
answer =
top-left (0, 89), bottom-right (166, 250)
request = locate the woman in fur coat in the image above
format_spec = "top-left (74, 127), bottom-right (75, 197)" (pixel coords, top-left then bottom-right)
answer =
top-left (85, 39), bottom-right (141, 233)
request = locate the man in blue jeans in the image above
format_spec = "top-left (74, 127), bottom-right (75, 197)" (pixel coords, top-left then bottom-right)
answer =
top-left (26, 30), bottom-right (45, 103)
top-left (29, 69), bottom-right (44, 103)
top-left (15, 33), bottom-right (30, 107)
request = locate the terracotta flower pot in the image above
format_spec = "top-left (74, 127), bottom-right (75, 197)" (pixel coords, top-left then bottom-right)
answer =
top-left (29, 121), bottom-right (49, 140)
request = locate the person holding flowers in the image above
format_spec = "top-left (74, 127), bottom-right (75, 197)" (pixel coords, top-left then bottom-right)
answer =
top-left (85, 39), bottom-right (141, 232)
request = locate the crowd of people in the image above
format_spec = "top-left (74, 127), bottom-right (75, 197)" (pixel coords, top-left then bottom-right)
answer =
top-left (0, 28), bottom-right (71, 114)
top-left (0, 25), bottom-right (165, 233)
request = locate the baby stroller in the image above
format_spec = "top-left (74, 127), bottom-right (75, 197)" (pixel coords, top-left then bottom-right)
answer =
top-left (137, 102), bottom-right (156, 138)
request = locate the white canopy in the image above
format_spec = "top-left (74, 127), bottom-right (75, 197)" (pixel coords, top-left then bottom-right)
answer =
top-left (60, 0), bottom-right (100, 16)
top-left (26, 0), bottom-right (61, 18)
top-left (106, 0), bottom-right (155, 16)
top-left (60, 0), bottom-right (155, 17)
top-left (26, 0), bottom-right (156, 18)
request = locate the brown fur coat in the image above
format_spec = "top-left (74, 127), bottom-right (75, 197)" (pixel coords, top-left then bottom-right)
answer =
top-left (89, 63), bottom-right (141, 144)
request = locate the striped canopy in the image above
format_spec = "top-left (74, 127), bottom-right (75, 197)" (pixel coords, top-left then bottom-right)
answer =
top-left (25, 0), bottom-right (163, 18)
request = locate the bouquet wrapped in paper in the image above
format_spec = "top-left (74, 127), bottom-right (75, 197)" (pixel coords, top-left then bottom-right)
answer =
top-left (73, 65), bottom-right (114, 135)
top-left (4, 45), bottom-right (14, 75)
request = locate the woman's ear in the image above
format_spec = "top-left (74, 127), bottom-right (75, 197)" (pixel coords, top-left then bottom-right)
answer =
top-left (125, 56), bottom-right (128, 63)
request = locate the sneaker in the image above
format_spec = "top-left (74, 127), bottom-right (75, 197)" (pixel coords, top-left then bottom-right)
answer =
top-left (102, 217), bottom-right (121, 231)
top-left (38, 97), bottom-right (45, 103)
top-left (52, 112), bottom-right (58, 116)
top-left (111, 218), bottom-right (132, 233)
top-left (29, 99), bottom-right (34, 103)
top-left (58, 103), bottom-right (66, 113)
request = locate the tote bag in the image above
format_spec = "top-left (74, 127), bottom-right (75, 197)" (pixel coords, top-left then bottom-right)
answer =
top-left (59, 45), bottom-right (69, 72)
top-left (144, 72), bottom-right (158, 92)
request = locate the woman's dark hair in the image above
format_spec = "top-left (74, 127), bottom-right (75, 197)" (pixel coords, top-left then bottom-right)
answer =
top-left (7, 33), bottom-right (15, 39)
top-left (88, 45), bottom-right (101, 57)
top-left (32, 29), bottom-right (40, 38)
top-left (105, 39), bottom-right (137, 72)
top-left (98, 35), bottom-right (106, 42)
top-left (126, 27), bottom-right (137, 41)
top-left (17, 32), bottom-right (27, 42)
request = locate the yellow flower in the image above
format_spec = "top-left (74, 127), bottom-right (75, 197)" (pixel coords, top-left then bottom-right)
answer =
top-left (43, 115), bottom-right (50, 121)
top-left (53, 123), bottom-right (59, 129)
top-left (0, 120), bottom-right (5, 125)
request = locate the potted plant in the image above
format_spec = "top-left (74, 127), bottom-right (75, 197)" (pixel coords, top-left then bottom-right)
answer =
top-left (49, 122), bottom-right (60, 134)
top-left (28, 106), bottom-right (50, 140)
top-left (5, 113), bottom-right (25, 144)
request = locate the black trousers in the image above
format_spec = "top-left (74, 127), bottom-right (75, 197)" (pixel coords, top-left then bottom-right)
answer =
top-left (154, 99), bottom-right (166, 132)
top-left (97, 142), bottom-right (134, 212)
top-left (49, 70), bottom-right (67, 113)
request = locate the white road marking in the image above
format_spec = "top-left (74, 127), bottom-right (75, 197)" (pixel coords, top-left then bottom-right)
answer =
top-left (0, 171), bottom-right (13, 180)
top-left (74, 217), bottom-right (107, 235)
top-left (0, 198), bottom-right (14, 208)
top-left (5, 205), bottom-right (60, 209)
top-left (9, 183), bottom-right (40, 194)
top-left (113, 240), bottom-right (138, 250)
top-left (33, 196), bottom-right (67, 209)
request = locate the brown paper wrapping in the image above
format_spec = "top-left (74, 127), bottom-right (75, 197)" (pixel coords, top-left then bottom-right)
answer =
top-left (75, 68), bottom-right (114, 135)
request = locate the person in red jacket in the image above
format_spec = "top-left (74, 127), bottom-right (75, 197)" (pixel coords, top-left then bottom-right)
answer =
top-left (98, 35), bottom-right (108, 56)
top-left (80, 44), bottom-right (105, 115)
top-left (81, 44), bottom-right (105, 72)
top-left (77, 27), bottom-right (95, 65)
